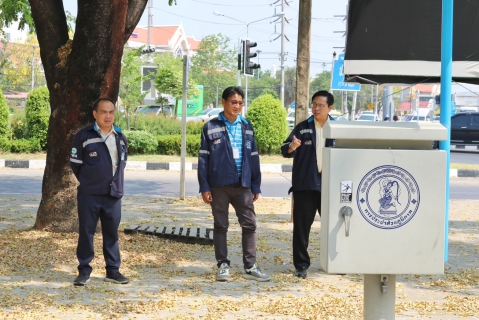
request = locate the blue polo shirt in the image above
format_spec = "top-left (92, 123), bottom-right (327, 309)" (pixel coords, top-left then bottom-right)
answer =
top-left (218, 112), bottom-right (243, 177)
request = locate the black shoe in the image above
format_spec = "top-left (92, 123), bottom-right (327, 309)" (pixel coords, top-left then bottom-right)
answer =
top-left (105, 272), bottom-right (129, 284)
top-left (73, 273), bottom-right (90, 286)
top-left (294, 268), bottom-right (307, 279)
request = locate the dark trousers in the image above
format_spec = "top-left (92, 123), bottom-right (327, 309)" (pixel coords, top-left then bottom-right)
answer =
top-left (292, 190), bottom-right (321, 270)
top-left (77, 193), bottom-right (122, 275)
top-left (211, 183), bottom-right (257, 269)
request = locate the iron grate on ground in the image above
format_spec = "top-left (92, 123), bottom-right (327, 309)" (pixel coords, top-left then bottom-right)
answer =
top-left (124, 225), bottom-right (213, 245)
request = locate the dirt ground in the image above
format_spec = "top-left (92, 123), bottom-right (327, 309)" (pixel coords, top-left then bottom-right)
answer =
top-left (0, 195), bottom-right (478, 319)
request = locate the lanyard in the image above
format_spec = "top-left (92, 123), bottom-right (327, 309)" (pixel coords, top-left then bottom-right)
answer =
top-left (227, 122), bottom-right (239, 147)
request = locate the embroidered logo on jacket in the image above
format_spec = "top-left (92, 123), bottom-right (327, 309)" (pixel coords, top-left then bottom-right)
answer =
top-left (213, 138), bottom-right (221, 144)
top-left (304, 140), bottom-right (312, 145)
top-left (89, 151), bottom-right (97, 157)
top-left (246, 141), bottom-right (252, 149)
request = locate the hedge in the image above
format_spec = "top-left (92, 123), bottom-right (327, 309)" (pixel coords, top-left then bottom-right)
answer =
top-left (25, 87), bottom-right (50, 149)
top-left (0, 138), bottom-right (42, 153)
top-left (157, 134), bottom-right (201, 157)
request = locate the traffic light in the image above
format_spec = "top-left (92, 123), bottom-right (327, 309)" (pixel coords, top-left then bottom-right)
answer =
top-left (242, 40), bottom-right (260, 76)
top-left (141, 47), bottom-right (155, 54)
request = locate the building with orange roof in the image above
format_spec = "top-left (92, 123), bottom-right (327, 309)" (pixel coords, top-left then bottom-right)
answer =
top-left (127, 23), bottom-right (201, 57)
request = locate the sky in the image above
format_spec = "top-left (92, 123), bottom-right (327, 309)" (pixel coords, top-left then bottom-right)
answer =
top-left (62, 0), bottom-right (348, 77)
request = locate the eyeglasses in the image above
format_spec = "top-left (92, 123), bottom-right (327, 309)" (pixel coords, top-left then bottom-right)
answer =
top-left (311, 103), bottom-right (329, 109)
top-left (229, 100), bottom-right (244, 106)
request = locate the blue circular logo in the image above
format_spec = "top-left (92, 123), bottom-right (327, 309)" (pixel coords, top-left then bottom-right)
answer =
top-left (356, 165), bottom-right (420, 229)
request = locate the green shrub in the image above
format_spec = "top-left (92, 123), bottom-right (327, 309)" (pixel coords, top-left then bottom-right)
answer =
top-left (246, 94), bottom-right (288, 154)
top-left (132, 114), bottom-right (181, 135)
top-left (186, 121), bottom-right (204, 135)
top-left (0, 138), bottom-right (41, 153)
top-left (157, 134), bottom-right (200, 156)
top-left (124, 130), bottom-right (158, 154)
top-left (0, 137), bottom-right (10, 151)
top-left (0, 89), bottom-right (10, 139)
top-left (26, 87), bottom-right (50, 149)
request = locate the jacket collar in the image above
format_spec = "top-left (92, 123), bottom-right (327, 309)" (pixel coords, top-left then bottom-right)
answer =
top-left (93, 122), bottom-right (123, 134)
top-left (307, 114), bottom-right (334, 123)
top-left (218, 111), bottom-right (249, 125)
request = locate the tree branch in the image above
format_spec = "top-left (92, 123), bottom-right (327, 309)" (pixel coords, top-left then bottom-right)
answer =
top-left (28, 0), bottom-right (69, 87)
top-left (123, 0), bottom-right (149, 44)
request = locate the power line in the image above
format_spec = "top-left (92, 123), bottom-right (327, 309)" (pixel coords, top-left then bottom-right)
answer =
top-left (189, 0), bottom-right (271, 6)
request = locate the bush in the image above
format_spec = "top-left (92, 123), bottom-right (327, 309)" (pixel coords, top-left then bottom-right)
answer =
top-left (186, 121), bottom-right (204, 135)
top-left (246, 94), bottom-right (288, 154)
top-left (157, 134), bottom-right (201, 156)
top-left (124, 130), bottom-right (158, 154)
top-left (0, 138), bottom-right (42, 153)
top-left (0, 89), bottom-right (10, 139)
top-left (26, 87), bottom-right (50, 149)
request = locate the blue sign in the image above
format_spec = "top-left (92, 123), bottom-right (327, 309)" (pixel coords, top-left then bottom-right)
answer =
top-left (290, 102), bottom-right (296, 109)
top-left (331, 53), bottom-right (361, 91)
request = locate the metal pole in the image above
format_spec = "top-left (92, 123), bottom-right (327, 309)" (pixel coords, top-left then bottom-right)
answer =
top-left (440, 0), bottom-right (454, 261)
top-left (180, 55), bottom-right (188, 200)
top-left (147, 0), bottom-right (152, 49)
top-left (351, 91), bottom-right (357, 121)
top-left (364, 274), bottom-right (396, 320)
top-left (374, 84), bottom-right (378, 115)
top-left (31, 48), bottom-right (35, 91)
top-left (280, 0), bottom-right (285, 107)
top-left (238, 38), bottom-right (242, 87)
top-left (216, 87), bottom-right (219, 108)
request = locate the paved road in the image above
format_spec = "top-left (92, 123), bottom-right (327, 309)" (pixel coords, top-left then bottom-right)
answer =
top-left (1, 169), bottom-right (478, 200)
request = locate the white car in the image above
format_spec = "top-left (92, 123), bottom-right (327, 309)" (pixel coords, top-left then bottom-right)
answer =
top-left (199, 108), bottom-right (223, 122)
top-left (356, 114), bottom-right (379, 121)
top-left (286, 111), bottom-right (312, 130)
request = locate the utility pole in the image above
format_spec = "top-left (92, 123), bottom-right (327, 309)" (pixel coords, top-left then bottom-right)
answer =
top-left (295, 0), bottom-right (312, 123)
top-left (280, 0), bottom-right (285, 108)
top-left (147, 0), bottom-right (152, 51)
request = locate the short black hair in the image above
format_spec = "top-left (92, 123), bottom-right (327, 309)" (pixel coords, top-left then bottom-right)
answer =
top-left (222, 86), bottom-right (244, 100)
top-left (311, 90), bottom-right (334, 106)
top-left (93, 97), bottom-right (115, 111)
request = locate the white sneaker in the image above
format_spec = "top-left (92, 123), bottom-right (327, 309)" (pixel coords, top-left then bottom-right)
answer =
top-left (216, 263), bottom-right (230, 281)
top-left (243, 263), bottom-right (271, 282)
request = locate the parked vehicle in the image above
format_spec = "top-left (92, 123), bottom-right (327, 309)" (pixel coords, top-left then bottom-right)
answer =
top-left (451, 112), bottom-right (479, 145)
top-left (356, 113), bottom-right (379, 121)
top-left (198, 108), bottom-right (223, 122)
top-left (286, 111), bottom-right (312, 130)
top-left (135, 105), bottom-right (172, 117)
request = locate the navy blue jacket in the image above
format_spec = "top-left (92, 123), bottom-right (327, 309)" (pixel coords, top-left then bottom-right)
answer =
top-left (281, 115), bottom-right (334, 193)
top-left (198, 113), bottom-right (261, 194)
top-left (70, 124), bottom-right (128, 198)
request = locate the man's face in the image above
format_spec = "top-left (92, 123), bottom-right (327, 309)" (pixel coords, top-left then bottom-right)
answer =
top-left (222, 93), bottom-right (243, 120)
top-left (93, 100), bottom-right (115, 129)
top-left (311, 96), bottom-right (333, 122)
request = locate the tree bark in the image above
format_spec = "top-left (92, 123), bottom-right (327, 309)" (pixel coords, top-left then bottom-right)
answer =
top-left (295, 0), bottom-right (312, 123)
top-left (31, 0), bottom-right (148, 232)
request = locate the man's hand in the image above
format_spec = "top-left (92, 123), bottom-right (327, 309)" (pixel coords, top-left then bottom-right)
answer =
top-left (201, 191), bottom-right (213, 204)
top-left (253, 193), bottom-right (260, 202)
top-left (288, 135), bottom-right (301, 153)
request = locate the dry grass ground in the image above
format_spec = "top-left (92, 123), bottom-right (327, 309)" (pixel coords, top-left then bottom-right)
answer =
top-left (0, 195), bottom-right (478, 319)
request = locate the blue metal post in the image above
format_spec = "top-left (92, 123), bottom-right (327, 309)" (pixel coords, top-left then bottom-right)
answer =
top-left (439, 0), bottom-right (453, 262)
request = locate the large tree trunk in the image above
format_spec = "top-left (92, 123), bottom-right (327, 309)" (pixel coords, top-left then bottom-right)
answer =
top-left (30, 0), bottom-right (148, 232)
top-left (295, 0), bottom-right (312, 123)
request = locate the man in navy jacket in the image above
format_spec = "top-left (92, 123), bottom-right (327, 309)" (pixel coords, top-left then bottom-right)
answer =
top-left (198, 86), bottom-right (270, 282)
top-left (281, 90), bottom-right (335, 279)
top-left (70, 97), bottom-right (129, 286)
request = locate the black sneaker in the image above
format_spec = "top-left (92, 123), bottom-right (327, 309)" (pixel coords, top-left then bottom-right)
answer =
top-left (105, 272), bottom-right (129, 284)
top-left (73, 273), bottom-right (90, 286)
top-left (294, 268), bottom-right (307, 279)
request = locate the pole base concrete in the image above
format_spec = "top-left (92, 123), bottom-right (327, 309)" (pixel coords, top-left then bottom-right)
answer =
top-left (364, 274), bottom-right (396, 320)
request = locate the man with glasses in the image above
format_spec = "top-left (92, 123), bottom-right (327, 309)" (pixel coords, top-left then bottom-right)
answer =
top-left (281, 90), bottom-right (335, 279)
top-left (198, 86), bottom-right (270, 282)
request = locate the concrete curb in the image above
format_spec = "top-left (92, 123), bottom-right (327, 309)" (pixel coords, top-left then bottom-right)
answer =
top-left (0, 159), bottom-right (474, 177)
